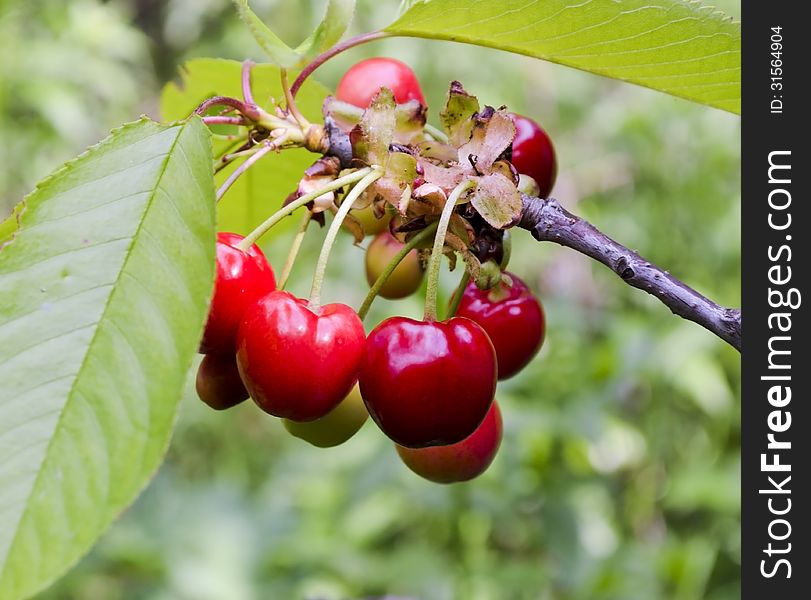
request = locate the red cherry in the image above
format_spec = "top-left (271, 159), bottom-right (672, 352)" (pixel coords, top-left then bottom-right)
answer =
top-left (359, 316), bottom-right (497, 448)
top-left (336, 57), bottom-right (425, 108)
top-left (195, 353), bottom-right (249, 410)
top-left (509, 113), bottom-right (558, 198)
top-left (200, 232), bottom-right (276, 354)
top-left (455, 273), bottom-right (545, 380)
top-left (236, 290), bottom-right (366, 422)
top-left (396, 401), bottom-right (502, 483)
top-left (365, 231), bottom-right (424, 299)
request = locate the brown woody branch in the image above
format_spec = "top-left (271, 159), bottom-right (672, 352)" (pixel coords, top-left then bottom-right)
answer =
top-left (518, 195), bottom-right (741, 351)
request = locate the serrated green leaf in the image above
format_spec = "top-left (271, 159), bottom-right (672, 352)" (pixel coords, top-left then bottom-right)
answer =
top-left (0, 117), bottom-right (215, 599)
top-left (160, 58), bottom-right (330, 239)
top-left (0, 204), bottom-right (22, 248)
top-left (230, 0), bottom-right (302, 67)
top-left (296, 0), bottom-right (356, 58)
top-left (387, 0), bottom-right (741, 114)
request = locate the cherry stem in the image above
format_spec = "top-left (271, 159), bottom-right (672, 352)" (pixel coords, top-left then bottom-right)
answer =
top-left (241, 60), bottom-right (256, 106)
top-left (424, 179), bottom-right (476, 322)
top-left (290, 31), bottom-right (390, 98)
top-left (357, 222), bottom-right (439, 322)
top-left (211, 133), bottom-right (246, 141)
top-left (278, 209), bottom-right (312, 290)
top-left (195, 96), bottom-right (250, 116)
top-left (447, 268), bottom-right (471, 319)
top-left (194, 95), bottom-right (288, 131)
top-left (308, 168), bottom-right (384, 311)
top-left (215, 136), bottom-right (286, 203)
top-left (238, 167), bottom-right (374, 251)
top-left (202, 116), bottom-right (248, 127)
top-left (424, 123), bottom-right (449, 144)
top-left (500, 229), bottom-right (512, 269)
top-left (280, 68), bottom-right (310, 129)
top-left (214, 140), bottom-right (258, 173)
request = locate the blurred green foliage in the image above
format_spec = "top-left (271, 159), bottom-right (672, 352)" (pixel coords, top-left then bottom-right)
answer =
top-left (3, 1), bottom-right (740, 598)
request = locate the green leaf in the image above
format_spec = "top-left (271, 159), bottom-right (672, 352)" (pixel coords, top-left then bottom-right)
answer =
top-left (296, 0), bottom-right (356, 58)
top-left (387, 0), bottom-right (741, 114)
top-left (160, 58), bottom-right (330, 237)
top-left (396, 0), bottom-right (422, 18)
top-left (230, 0), bottom-right (302, 67)
top-left (0, 204), bottom-right (23, 248)
top-left (0, 117), bottom-right (215, 599)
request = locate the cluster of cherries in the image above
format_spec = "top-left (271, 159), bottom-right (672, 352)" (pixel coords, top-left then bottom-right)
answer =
top-left (196, 58), bottom-right (557, 484)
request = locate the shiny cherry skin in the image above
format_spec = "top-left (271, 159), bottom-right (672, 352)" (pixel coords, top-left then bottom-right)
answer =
top-left (396, 401), bottom-right (502, 483)
top-left (509, 113), bottom-right (558, 199)
top-left (455, 273), bottom-right (545, 380)
top-left (199, 232), bottom-right (276, 354)
top-left (283, 384), bottom-right (368, 448)
top-left (365, 231), bottom-right (424, 299)
top-left (336, 57), bottom-right (425, 108)
top-left (359, 316), bottom-right (497, 448)
top-left (350, 202), bottom-right (391, 237)
top-left (236, 290), bottom-right (366, 422)
top-left (195, 353), bottom-right (249, 410)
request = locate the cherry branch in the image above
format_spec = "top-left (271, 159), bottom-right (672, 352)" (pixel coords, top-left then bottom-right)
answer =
top-left (518, 195), bottom-right (741, 351)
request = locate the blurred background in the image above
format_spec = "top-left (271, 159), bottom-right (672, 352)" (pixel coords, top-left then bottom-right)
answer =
top-left (2, 0), bottom-right (741, 598)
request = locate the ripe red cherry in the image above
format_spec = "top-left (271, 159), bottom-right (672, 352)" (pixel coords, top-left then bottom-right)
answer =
top-left (454, 273), bottom-right (545, 380)
top-left (236, 290), bottom-right (366, 422)
top-left (359, 316), bottom-right (497, 448)
top-left (510, 113), bottom-right (558, 199)
top-left (195, 353), bottom-right (249, 410)
top-left (396, 401), bottom-right (502, 483)
top-left (336, 57), bottom-right (425, 108)
top-left (365, 231), bottom-right (424, 299)
top-left (199, 232), bottom-right (276, 354)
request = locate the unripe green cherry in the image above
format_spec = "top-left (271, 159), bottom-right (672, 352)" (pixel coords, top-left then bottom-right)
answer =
top-left (365, 231), bottom-right (424, 299)
top-left (283, 384), bottom-right (368, 448)
top-left (350, 202), bottom-right (391, 237)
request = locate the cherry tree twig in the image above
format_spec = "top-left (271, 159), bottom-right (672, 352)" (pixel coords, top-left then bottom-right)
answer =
top-left (518, 195), bottom-right (742, 351)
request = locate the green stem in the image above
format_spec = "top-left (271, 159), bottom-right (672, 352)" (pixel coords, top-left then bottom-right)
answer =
top-left (424, 179), bottom-right (476, 322)
top-left (278, 209), bottom-right (312, 290)
top-left (357, 222), bottom-right (439, 321)
top-left (238, 167), bottom-right (373, 251)
top-left (290, 31), bottom-right (390, 98)
top-left (447, 268), bottom-right (471, 319)
top-left (500, 229), bottom-right (512, 269)
top-left (424, 123), bottom-right (449, 143)
top-left (214, 134), bottom-right (250, 160)
top-left (280, 68), bottom-right (310, 129)
top-left (216, 141), bottom-right (277, 203)
top-left (214, 142), bottom-right (260, 174)
top-left (308, 168), bottom-right (384, 310)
